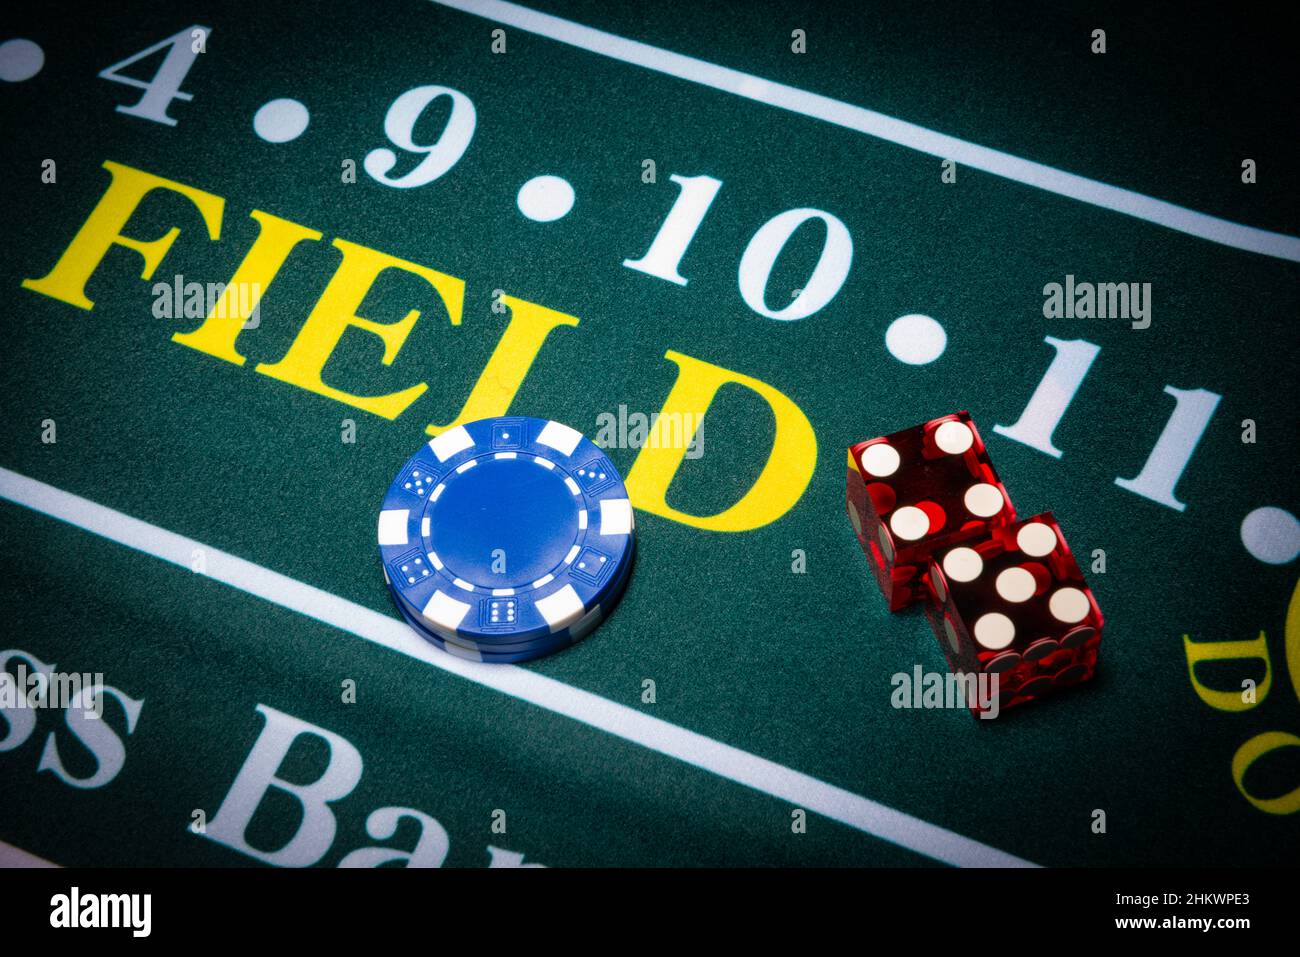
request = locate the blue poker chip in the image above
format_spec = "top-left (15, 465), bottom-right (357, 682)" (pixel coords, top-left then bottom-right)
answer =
top-left (378, 416), bottom-right (635, 657)
top-left (386, 580), bottom-right (578, 663)
top-left (382, 566), bottom-right (631, 657)
top-left (384, 537), bottom-right (634, 658)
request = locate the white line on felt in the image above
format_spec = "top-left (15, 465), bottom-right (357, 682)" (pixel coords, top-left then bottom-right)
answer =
top-left (0, 466), bottom-right (1033, 868)
top-left (429, 0), bottom-right (1300, 263)
top-left (0, 838), bottom-right (58, 868)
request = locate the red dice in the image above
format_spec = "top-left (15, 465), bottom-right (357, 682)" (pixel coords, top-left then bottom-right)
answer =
top-left (923, 513), bottom-right (1103, 716)
top-left (847, 413), bottom-right (1103, 715)
top-left (846, 411), bottom-right (1015, 610)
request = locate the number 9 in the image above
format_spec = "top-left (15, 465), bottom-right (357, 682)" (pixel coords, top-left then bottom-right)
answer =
top-left (364, 85), bottom-right (476, 189)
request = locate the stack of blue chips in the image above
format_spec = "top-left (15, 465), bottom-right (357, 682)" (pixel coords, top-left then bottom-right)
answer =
top-left (377, 416), bottom-right (636, 663)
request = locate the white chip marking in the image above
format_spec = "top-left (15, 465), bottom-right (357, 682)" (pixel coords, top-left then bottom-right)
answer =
top-left (431, 483), bottom-right (446, 502)
top-left (439, 642), bottom-right (485, 663)
top-left (452, 578), bottom-right (475, 592)
top-left (973, 612), bottom-right (1015, 650)
top-left (537, 420), bottom-right (583, 456)
top-left (533, 456), bottom-right (555, 470)
top-left (492, 588), bottom-right (515, 596)
top-left (377, 509), bottom-right (410, 546)
top-left (860, 443), bottom-right (900, 478)
top-left (1016, 522), bottom-right (1057, 557)
top-left (532, 574), bottom-right (555, 589)
top-left (535, 583), bottom-right (585, 630)
top-left (564, 476), bottom-right (581, 495)
top-left (564, 545), bottom-right (581, 564)
top-left (421, 516), bottom-right (430, 538)
top-left (889, 505), bottom-right (929, 541)
top-left (456, 460), bottom-right (477, 474)
top-left (1049, 587), bottom-right (1091, 624)
top-left (942, 547), bottom-right (983, 582)
top-left (421, 590), bottom-right (472, 634)
top-left (428, 551), bottom-right (443, 570)
top-left (600, 498), bottom-right (634, 536)
top-left (568, 603), bottom-right (604, 641)
top-left (933, 420), bottom-right (974, 455)
top-left (429, 425), bottom-right (474, 461)
top-left (578, 509), bottom-right (588, 530)
top-left (963, 483), bottom-right (1004, 517)
top-left (995, 567), bottom-right (1036, 603)
top-left (495, 452), bottom-right (518, 459)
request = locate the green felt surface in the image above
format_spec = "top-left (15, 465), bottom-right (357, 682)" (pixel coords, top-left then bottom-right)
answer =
top-left (0, 0), bottom-right (1297, 866)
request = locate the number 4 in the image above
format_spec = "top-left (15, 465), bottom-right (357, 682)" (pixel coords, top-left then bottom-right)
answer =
top-left (99, 26), bottom-right (210, 126)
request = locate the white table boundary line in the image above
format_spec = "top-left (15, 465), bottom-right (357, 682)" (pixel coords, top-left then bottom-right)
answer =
top-left (428, 0), bottom-right (1300, 263)
top-left (0, 466), bottom-right (1035, 868)
top-left (0, 838), bottom-right (58, 868)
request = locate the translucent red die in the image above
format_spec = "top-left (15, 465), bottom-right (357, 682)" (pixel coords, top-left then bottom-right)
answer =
top-left (846, 411), bottom-right (1015, 610)
top-left (923, 512), bottom-right (1104, 716)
